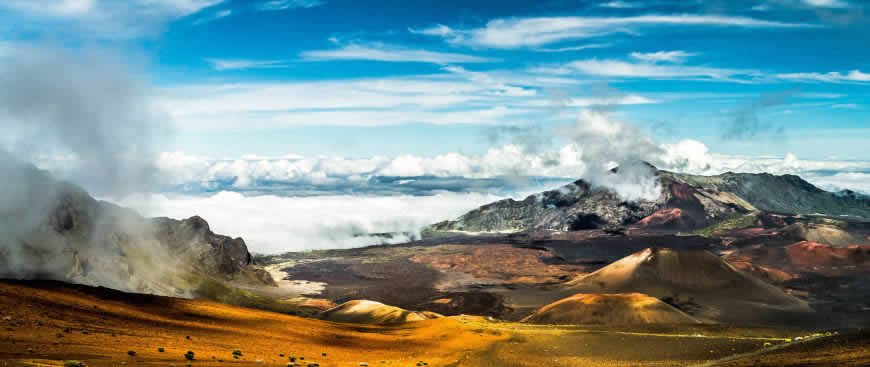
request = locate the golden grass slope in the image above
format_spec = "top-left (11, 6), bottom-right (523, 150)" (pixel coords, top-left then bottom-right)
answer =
top-left (0, 280), bottom-right (496, 367)
top-left (522, 293), bottom-right (700, 326)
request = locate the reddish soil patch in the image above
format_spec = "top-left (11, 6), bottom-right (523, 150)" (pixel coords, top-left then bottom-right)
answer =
top-left (785, 241), bottom-right (870, 266)
top-left (637, 208), bottom-right (690, 229)
top-left (409, 244), bottom-right (587, 284)
top-left (727, 241), bottom-right (870, 276)
top-left (730, 261), bottom-right (796, 283)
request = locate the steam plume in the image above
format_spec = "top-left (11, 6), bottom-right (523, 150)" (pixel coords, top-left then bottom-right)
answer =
top-left (0, 46), bottom-right (168, 197)
top-left (0, 46), bottom-right (181, 294)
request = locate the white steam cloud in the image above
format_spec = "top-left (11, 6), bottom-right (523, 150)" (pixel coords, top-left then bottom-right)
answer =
top-left (557, 108), bottom-right (664, 201)
top-left (0, 46), bottom-right (181, 292)
top-left (0, 46), bottom-right (168, 196)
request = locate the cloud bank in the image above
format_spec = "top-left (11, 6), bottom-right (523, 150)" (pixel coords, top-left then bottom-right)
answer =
top-left (115, 191), bottom-right (506, 254)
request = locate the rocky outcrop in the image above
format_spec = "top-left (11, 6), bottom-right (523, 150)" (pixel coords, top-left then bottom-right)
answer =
top-left (151, 216), bottom-right (253, 275)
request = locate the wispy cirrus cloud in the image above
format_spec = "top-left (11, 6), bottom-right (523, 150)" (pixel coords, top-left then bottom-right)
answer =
top-left (411, 14), bottom-right (819, 49)
top-left (531, 58), bottom-right (761, 83)
top-left (775, 70), bottom-right (870, 83)
top-left (802, 0), bottom-right (852, 7)
top-left (192, 9), bottom-right (231, 25)
top-left (763, 0), bottom-right (853, 9)
top-left (154, 69), bottom-right (659, 130)
top-left (205, 58), bottom-right (287, 70)
top-left (534, 43), bottom-right (611, 53)
top-left (300, 43), bottom-right (497, 64)
top-left (257, 0), bottom-right (325, 11)
top-left (599, 1), bottom-right (642, 8)
top-left (629, 50), bottom-right (696, 63)
top-left (0, 0), bottom-right (223, 37)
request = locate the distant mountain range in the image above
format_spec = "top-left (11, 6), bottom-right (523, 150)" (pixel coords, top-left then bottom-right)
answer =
top-left (428, 164), bottom-right (870, 234)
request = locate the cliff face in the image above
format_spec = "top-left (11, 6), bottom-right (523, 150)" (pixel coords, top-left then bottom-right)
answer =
top-left (0, 163), bottom-right (273, 297)
top-left (151, 215), bottom-right (254, 276)
top-left (429, 167), bottom-right (869, 234)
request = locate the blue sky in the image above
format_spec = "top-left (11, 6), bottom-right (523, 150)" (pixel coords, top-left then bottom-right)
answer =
top-left (1, 0), bottom-right (868, 160)
top-left (4, 0), bottom-right (870, 252)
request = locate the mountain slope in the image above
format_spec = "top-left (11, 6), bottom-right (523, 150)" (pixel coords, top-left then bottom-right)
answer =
top-left (428, 166), bottom-right (755, 233)
top-left (0, 279), bottom-right (498, 367)
top-left (672, 171), bottom-right (870, 218)
top-left (428, 167), bottom-right (869, 234)
top-left (0, 161), bottom-right (273, 297)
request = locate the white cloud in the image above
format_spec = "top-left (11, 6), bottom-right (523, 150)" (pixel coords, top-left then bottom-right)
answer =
top-left (629, 50), bottom-right (696, 63)
top-left (532, 58), bottom-right (760, 82)
top-left (257, 0), bottom-right (325, 11)
top-left (178, 107), bottom-right (533, 128)
top-left (0, 0), bottom-right (223, 37)
top-left (114, 191), bottom-right (504, 254)
top-left (150, 145), bottom-right (594, 187)
top-left (156, 67), bottom-right (593, 130)
top-left (775, 70), bottom-right (870, 83)
top-left (300, 43), bottom-right (496, 64)
top-left (441, 65), bottom-right (536, 97)
top-left (159, 78), bottom-right (520, 124)
top-left (599, 1), bottom-right (641, 8)
top-left (192, 9), bottom-right (231, 25)
top-left (518, 95), bottom-right (657, 107)
top-left (808, 172), bottom-right (870, 194)
top-left (534, 43), bottom-right (611, 52)
top-left (832, 103), bottom-right (859, 109)
top-left (205, 58), bottom-right (287, 70)
top-left (104, 144), bottom-right (870, 254)
top-left (801, 0), bottom-right (851, 8)
top-left (0, 0), bottom-right (97, 15)
top-left (412, 15), bottom-right (817, 48)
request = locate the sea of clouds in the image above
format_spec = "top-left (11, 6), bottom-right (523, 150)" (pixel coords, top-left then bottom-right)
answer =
top-left (83, 139), bottom-right (869, 254)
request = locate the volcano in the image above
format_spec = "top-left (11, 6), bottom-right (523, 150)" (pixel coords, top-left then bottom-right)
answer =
top-left (319, 300), bottom-right (443, 324)
top-left (563, 248), bottom-right (811, 325)
top-left (522, 293), bottom-right (700, 326)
